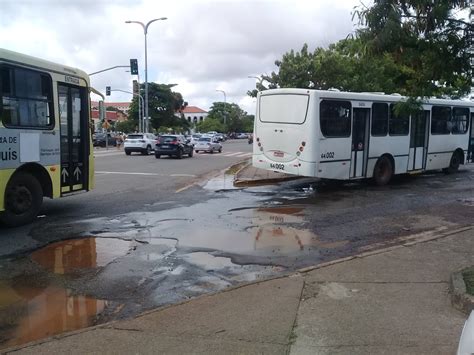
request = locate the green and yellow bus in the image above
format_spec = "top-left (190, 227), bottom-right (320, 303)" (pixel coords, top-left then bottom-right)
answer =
top-left (0, 48), bottom-right (101, 227)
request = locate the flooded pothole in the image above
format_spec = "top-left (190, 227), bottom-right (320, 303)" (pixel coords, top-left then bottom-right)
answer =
top-left (30, 237), bottom-right (135, 274)
top-left (0, 281), bottom-right (107, 349)
top-left (0, 237), bottom-right (134, 349)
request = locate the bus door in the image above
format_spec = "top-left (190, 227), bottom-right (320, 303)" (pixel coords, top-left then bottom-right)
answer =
top-left (350, 108), bottom-right (370, 178)
top-left (408, 111), bottom-right (429, 171)
top-left (58, 84), bottom-right (89, 194)
top-left (468, 113), bottom-right (474, 164)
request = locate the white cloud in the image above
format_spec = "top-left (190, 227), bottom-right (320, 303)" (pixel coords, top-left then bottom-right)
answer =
top-left (1, 0), bottom-right (363, 114)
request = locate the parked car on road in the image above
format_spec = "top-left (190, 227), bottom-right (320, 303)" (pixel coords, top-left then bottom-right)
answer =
top-left (155, 135), bottom-right (194, 159)
top-left (93, 133), bottom-right (116, 147)
top-left (215, 133), bottom-right (227, 142)
top-left (236, 132), bottom-right (249, 139)
top-left (195, 136), bottom-right (222, 154)
top-left (124, 133), bottom-right (156, 155)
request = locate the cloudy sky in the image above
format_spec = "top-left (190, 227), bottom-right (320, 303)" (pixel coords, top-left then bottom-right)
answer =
top-left (1, 0), bottom-right (364, 114)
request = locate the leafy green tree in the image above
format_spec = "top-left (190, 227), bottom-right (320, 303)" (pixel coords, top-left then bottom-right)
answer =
top-left (354, 0), bottom-right (471, 98)
top-left (207, 102), bottom-right (249, 132)
top-left (115, 120), bottom-right (137, 133)
top-left (250, 1), bottom-right (471, 101)
top-left (195, 117), bottom-right (225, 132)
top-left (128, 83), bottom-right (189, 132)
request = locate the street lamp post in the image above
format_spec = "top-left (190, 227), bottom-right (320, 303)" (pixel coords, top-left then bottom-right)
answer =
top-left (216, 89), bottom-right (227, 126)
top-left (125, 17), bottom-right (167, 133)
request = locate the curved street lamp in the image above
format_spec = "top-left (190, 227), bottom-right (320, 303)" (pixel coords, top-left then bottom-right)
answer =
top-left (125, 17), bottom-right (167, 133)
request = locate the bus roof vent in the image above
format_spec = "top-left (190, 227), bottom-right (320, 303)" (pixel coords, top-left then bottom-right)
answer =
top-left (362, 92), bottom-right (385, 95)
top-left (328, 88), bottom-right (340, 92)
top-left (391, 93), bottom-right (402, 96)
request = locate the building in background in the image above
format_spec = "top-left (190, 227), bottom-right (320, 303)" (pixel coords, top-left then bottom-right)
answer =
top-left (180, 106), bottom-right (208, 124)
top-left (91, 101), bottom-right (131, 114)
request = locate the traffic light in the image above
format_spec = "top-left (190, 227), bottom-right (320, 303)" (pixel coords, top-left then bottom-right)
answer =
top-left (130, 59), bottom-right (138, 75)
top-left (106, 86), bottom-right (111, 96)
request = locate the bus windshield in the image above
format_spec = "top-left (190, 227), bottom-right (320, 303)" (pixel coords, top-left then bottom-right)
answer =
top-left (259, 93), bottom-right (309, 124)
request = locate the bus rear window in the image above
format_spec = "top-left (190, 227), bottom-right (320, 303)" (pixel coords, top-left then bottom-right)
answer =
top-left (259, 94), bottom-right (309, 124)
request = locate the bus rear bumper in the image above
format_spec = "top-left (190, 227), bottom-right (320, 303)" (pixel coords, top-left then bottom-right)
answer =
top-left (252, 155), bottom-right (316, 177)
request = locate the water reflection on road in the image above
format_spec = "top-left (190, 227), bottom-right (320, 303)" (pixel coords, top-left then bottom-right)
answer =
top-left (0, 182), bottom-right (348, 349)
top-left (0, 237), bottom-right (132, 349)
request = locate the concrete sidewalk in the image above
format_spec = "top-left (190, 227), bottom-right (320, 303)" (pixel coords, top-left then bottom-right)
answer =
top-left (7, 226), bottom-right (473, 354)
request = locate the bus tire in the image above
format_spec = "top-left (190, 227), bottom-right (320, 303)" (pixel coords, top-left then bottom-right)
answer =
top-left (0, 172), bottom-right (43, 227)
top-left (373, 156), bottom-right (393, 186)
top-left (443, 151), bottom-right (461, 174)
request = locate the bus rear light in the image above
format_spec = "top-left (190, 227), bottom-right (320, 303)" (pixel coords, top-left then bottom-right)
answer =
top-left (296, 151), bottom-right (301, 156)
top-left (301, 141), bottom-right (306, 146)
top-left (259, 147), bottom-right (263, 152)
top-left (258, 143), bottom-right (261, 147)
top-left (50, 167), bottom-right (57, 172)
top-left (299, 146), bottom-right (304, 152)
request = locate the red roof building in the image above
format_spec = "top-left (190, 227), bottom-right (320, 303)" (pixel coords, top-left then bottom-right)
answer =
top-left (178, 106), bottom-right (208, 124)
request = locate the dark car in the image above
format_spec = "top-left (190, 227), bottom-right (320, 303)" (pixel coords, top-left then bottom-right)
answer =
top-left (155, 134), bottom-right (194, 159)
top-left (93, 133), bottom-right (116, 147)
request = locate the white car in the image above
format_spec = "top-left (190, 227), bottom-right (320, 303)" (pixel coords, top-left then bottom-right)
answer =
top-left (194, 136), bottom-right (222, 154)
top-left (124, 133), bottom-right (157, 155)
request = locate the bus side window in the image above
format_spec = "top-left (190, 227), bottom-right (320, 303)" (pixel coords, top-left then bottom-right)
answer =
top-left (431, 106), bottom-right (451, 135)
top-left (371, 103), bottom-right (388, 136)
top-left (0, 66), bottom-right (53, 129)
top-left (320, 100), bottom-right (351, 138)
top-left (451, 107), bottom-right (469, 134)
top-left (389, 104), bottom-right (409, 136)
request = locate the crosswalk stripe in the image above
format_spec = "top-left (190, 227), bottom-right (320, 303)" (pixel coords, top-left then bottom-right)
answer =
top-left (222, 152), bottom-right (244, 156)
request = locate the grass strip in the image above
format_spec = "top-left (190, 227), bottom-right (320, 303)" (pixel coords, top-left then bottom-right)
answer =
top-left (462, 267), bottom-right (474, 296)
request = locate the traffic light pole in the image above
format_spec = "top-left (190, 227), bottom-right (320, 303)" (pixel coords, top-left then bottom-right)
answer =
top-left (88, 65), bottom-right (130, 76)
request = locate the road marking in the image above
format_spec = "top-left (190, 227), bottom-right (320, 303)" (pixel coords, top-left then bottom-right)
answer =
top-left (222, 152), bottom-right (243, 156)
top-left (96, 171), bottom-right (162, 176)
top-left (170, 174), bottom-right (197, 177)
top-left (236, 153), bottom-right (252, 157)
top-left (175, 183), bottom-right (196, 193)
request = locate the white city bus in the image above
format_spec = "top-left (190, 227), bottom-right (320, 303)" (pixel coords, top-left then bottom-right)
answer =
top-left (252, 89), bottom-right (474, 185)
top-left (0, 48), bottom-right (101, 226)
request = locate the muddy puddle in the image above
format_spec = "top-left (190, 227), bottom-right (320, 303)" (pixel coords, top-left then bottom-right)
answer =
top-left (0, 237), bottom-right (134, 349)
top-left (30, 237), bottom-right (134, 274)
top-left (0, 282), bottom-right (106, 349)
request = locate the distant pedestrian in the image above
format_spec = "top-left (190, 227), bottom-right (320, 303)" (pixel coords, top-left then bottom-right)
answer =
top-left (116, 134), bottom-right (123, 149)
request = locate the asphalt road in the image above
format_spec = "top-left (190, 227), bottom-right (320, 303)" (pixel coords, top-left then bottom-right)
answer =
top-left (1, 143), bottom-right (474, 349)
top-left (0, 139), bottom-right (253, 256)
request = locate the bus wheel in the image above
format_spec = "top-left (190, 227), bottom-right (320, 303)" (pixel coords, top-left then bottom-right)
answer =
top-left (443, 151), bottom-right (461, 174)
top-left (373, 156), bottom-right (393, 186)
top-left (0, 173), bottom-right (43, 227)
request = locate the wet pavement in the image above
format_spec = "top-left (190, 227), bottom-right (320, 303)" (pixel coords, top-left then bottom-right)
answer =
top-left (0, 167), bottom-right (473, 349)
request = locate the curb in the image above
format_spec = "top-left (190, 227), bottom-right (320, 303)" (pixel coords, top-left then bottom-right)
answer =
top-left (234, 175), bottom-right (302, 187)
top-left (450, 266), bottom-right (474, 315)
